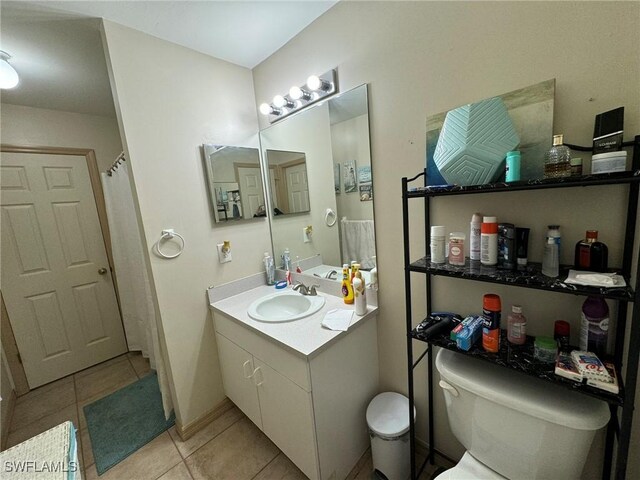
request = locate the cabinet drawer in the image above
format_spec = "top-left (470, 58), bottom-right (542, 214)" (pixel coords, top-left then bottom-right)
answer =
top-left (213, 312), bottom-right (311, 392)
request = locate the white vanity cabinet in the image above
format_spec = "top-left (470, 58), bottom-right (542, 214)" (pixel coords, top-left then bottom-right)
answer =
top-left (212, 301), bottom-right (378, 480)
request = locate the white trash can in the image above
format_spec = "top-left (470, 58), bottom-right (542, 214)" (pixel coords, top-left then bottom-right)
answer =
top-left (366, 392), bottom-right (416, 480)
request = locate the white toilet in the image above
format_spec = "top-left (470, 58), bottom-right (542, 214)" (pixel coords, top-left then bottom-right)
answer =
top-left (435, 349), bottom-right (610, 479)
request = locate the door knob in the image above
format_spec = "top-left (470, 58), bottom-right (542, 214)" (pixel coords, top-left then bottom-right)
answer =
top-left (98, 268), bottom-right (108, 275)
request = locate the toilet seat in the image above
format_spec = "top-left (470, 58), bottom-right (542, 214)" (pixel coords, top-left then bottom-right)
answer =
top-left (434, 452), bottom-right (506, 480)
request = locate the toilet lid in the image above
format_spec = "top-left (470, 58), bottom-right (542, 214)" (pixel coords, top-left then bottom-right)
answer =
top-left (366, 392), bottom-right (416, 438)
top-left (434, 452), bottom-right (506, 480)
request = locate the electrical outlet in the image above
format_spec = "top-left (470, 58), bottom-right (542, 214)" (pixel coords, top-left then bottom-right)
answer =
top-left (303, 227), bottom-right (311, 243)
top-left (217, 243), bottom-right (232, 263)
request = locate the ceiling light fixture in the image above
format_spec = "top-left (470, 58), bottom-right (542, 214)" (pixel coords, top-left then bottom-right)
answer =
top-left (260, 69), bottom-right (338, 123)
top-left (0, 51), bottom-right (19, 89)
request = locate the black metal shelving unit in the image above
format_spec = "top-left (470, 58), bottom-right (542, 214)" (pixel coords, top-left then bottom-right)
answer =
top-left (402, 135), bottom-right (640, 480)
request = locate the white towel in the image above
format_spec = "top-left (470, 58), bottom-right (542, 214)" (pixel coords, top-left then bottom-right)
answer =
top-left (341, 219), bottom-right (376, 269)
top-left (321, 309), bottom-right (354, 331)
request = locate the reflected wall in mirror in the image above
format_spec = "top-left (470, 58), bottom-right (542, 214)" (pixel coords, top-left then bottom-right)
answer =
top-left (202, 145), bottom-right (267, 223)
top-left (264, 150), bottom-right (310, 215)
top-left (260, 84), bottom-right (376, 280)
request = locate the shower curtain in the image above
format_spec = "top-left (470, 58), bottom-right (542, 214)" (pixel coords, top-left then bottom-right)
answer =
top-left (101, 163), bottom-right (173, 418)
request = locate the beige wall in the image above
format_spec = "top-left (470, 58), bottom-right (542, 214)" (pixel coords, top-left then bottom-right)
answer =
top-left (262, 103), bottom-right (341, 266)
top-left (101, 21), bottom-right (271, 427)
top-left (332, 114), bottom-right (374, 222)
top-left (0, 104), bottom-right (122, 171)
top-left (253, 2), bottom-right (640, 477)
top-left (1, 347), bottom-right (15, 447)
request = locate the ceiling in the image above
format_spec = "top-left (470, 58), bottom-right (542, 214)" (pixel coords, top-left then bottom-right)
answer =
top-left (0, 1), bottom-right (337, 117)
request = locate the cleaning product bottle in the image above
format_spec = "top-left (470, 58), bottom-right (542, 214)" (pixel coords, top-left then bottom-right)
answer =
top-left (353, 271), bottom-right (367, 315)
top-left (482, 294), bottom-right (501, 353)
top-left (341, 264), bottom-right (354, 304)
top-left (580, 296), bottom-right (609, 356)
top-left (507, 305), bottom-right (526, 345)
top-left (263, 252), bottom-right (275, 285)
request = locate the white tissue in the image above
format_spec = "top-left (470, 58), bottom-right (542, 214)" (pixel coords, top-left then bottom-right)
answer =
top-left (321, 308), bottom-right (354, 331)
top-left (565, 270), bottom-right (626, 288)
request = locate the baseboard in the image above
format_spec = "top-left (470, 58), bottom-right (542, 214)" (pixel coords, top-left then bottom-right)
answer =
top-left (1, 390), bottom-right (17, 451)
top-left (174, 397), bottom-right (234, 441)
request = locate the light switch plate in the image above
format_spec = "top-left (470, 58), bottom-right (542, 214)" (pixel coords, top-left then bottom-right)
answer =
top-left (303, 227), bottom-right (311, 243)
top-left (217, 244), bottom-right (232, 263)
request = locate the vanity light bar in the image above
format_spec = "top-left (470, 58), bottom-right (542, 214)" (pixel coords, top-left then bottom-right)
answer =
top-left (260, 69), bottom-right (338, 124)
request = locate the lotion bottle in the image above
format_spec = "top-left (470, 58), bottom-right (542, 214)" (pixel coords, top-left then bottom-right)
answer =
top-left (353, 272), bottom-right (367, 315)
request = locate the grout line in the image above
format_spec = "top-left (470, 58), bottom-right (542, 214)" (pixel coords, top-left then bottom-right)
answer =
top-left (183, 459), bottom-right (196, 480)
top-left (250, 451), bottom-right (280, 480)
top-left (182, 411), bottom-right (245, 461)
top-left (167, 426), bottom-right (185, 460)
top-left (151, 452), bottom-right (183, 480)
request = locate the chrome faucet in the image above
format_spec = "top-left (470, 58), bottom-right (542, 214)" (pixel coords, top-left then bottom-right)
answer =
top-left (293, 282), bottom-right (320, 296)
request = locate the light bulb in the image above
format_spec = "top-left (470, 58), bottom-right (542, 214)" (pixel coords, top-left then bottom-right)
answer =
top-left (0, 52), bottom-right (19, 90)
top-left (273, 95), bottom-right (286, 108)
top-left (306, 75), bottom-right (322, 91)
top-left (289, 85), bottom-right (312, 101)
top-left (259, 103), bottom-right (272, 115)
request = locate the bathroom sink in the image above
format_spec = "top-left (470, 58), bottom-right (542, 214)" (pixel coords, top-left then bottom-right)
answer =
top-left (247, 292), bottom-right (325, 322)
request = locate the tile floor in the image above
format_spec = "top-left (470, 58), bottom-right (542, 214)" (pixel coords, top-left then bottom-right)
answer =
top-left (6, 353), bottom-right (448, 479)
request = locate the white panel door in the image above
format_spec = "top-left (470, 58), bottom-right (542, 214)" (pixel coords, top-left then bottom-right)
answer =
top-left (237, 166), bottom-right (264, 219)
top-left (215, 334), bottom-right (262, 429)
top-left (254, 358), bottom-right (318, 479)
top-left (285, 163), bottom-right (309, 213)
top-left (0, 152), bottom-right (126, 387)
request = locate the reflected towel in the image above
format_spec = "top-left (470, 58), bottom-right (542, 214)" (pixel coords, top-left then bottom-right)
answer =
top-left (341, 219), bottom-right (376, 269)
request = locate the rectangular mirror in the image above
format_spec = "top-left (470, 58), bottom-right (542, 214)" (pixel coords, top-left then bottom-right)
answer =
top-left (259, 84), bottom-right (376, 280)
top-left (264, 149), bottom-right (310, 215)
top-left (202, 145), bottom-right (267, 223)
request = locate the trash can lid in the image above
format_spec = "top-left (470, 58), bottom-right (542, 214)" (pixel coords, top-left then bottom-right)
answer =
top-left (366, 392), bottom-right (416, 438)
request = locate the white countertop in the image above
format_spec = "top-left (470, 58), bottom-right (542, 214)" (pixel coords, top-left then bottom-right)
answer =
top-left (209, 284), bottom-right (378, 358)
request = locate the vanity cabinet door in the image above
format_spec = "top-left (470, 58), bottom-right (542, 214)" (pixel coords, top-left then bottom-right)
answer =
top-left (215, 333), bottom-right (263, 430)
top-left (254, 358), bottom-right (319, 479)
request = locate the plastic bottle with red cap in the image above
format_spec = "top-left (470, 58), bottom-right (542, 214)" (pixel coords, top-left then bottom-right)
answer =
top-left (482, 294), bottom-right (501, 353)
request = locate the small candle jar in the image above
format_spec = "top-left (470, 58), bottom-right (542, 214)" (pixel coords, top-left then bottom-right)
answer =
top-left (448, 232), bottom-right (466, 266)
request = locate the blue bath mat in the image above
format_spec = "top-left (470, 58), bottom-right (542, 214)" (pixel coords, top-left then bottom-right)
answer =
top-left (84, 372), bottom-right (175, 475)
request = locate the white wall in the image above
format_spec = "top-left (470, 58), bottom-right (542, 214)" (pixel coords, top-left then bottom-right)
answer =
top-left (0, 104), bottom-right (122, 171)
top-left (253, 2), bottom-right (640, 477)
top-left (101, 21), bottom-right (271, 427)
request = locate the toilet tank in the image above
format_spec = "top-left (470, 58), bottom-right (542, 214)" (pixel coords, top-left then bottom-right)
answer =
top-left (436, 349), bottom-right (609, 480)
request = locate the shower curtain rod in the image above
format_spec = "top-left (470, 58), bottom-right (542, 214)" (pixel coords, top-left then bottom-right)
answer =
top-left (106, 152), bottom-right (126, 176)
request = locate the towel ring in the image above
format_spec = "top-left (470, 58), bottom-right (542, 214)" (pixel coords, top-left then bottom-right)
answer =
top-left (155, 229), bottom-right (185, 259)
top-left (325, 208), bottom-right (337, 227)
